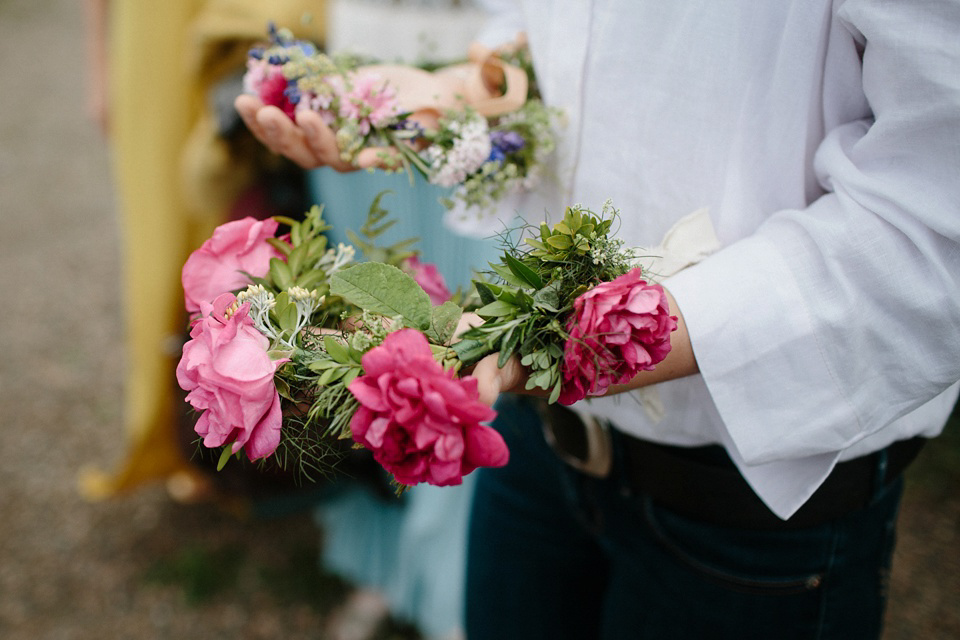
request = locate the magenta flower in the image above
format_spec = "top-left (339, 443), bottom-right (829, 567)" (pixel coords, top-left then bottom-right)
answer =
top-left (348, 329), bottom-right (507, 486)
top-left (176, 293), bottom-right (288, 461)
top-left (403, 256), bottom-right (451, 305)
top-left (181, 217), bottom-right (284, 313)
top-left (245, 58), bottom-right (298, 119)
top-left (559, 268), bottom-right (677, 405)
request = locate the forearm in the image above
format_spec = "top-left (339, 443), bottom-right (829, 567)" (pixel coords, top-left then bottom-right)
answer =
top-left (604, 288), bottom-right (698, 395)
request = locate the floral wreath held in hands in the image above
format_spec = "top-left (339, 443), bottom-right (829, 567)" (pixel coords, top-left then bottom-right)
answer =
top-left (235, 23), bottom-right (561, 219)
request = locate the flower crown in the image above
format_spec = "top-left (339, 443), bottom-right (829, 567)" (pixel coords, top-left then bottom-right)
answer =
top-left (244, 24), bottom-right (561, 218)
top-left (177, 197), bottom-right (675, 490)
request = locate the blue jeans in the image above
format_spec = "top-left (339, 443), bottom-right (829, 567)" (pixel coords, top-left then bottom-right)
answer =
top-left (466, 395), bottom-right (902, 640)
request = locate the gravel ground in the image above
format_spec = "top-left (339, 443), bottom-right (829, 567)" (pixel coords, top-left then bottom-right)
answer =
top-left (0, 1), bottom-right (957, 639)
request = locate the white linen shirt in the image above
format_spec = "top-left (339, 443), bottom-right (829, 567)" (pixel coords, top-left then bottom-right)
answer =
top-left (478, 0), bottom-right (960, 519)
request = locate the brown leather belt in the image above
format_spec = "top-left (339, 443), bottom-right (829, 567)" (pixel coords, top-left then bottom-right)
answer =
top-left (538, 401), bottom-right (925, 530)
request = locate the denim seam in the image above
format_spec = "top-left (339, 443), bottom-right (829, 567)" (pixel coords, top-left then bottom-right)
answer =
top-left (642, 498), bottom-right (825, 596)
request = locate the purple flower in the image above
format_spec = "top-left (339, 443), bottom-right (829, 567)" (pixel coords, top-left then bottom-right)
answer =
top-left (490, 130), bottom-right (526, 155)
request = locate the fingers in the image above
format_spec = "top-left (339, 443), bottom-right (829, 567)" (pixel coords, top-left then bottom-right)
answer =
top-left (295, 110), bottom-right (353, 170)
top-left (234, 94), bottom-right (269, 141)
top-left (473, 354), bottom-right (504, 406)
top-left (256, 107), bottom-right (319, 168)
top-left (234, 94), bottom-right (398, 172)
top-left (356, 146), bottom-right (402, 170)
top-left (236, 95), bottom-right (332, 169)
top-left (472, 352), bottom-right (528, 406)
top-left (454, 312), bottom-right (484, 340)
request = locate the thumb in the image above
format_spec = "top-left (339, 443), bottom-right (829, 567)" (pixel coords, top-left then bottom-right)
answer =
top-left (473, 352), bottom-right (527, 406)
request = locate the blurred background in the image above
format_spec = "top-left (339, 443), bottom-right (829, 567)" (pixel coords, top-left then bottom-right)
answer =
top-left (0, 0), bottom-right (957, 638)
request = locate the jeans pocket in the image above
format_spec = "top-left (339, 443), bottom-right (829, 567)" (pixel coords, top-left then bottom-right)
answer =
top-left (641, 497), bottom-right (827, 596)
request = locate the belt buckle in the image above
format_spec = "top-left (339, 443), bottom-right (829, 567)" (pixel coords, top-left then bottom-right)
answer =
top-left (539, 402), bottom-right (613, 478)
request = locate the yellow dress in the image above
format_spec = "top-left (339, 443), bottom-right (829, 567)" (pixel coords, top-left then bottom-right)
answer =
top-left (81, 0), bottom-right (325, 499)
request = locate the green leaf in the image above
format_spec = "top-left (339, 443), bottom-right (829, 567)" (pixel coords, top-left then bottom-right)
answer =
top-left (330, 263), bottom-right (432, 330)
top-left (318, 367), bottom-right (339, 386)
top-left (514, 290), bottom-right (535, 313)
top-left (523, 237), bottom-right (548, 251)
top-left (504, 253), bottom-right (544, 289)
top-left (295, 269), bottom-right (327, 290)
top-left (307, 235), bottom-right (329, 261)
top-left (539, 222), bottom-right (551, 241)
top-left (242, 273), bottom-right (272, 290)
top-left (497, 325), bottom-right (521, 368)
top-left (553, 221), bottom-right (572, 236)
top-left (547, 342), bottom-right (564, 359)
top-left (451, 337), bottom-right (495, 366)
top-left (290, 221), bottom-right (303, 247)
top-left (494, 287), bottom-right (519, 305)
top-left (216, 446), bottom-right (234, 472)
top-left (545, 235), bottom-right (573, 250)
top-left (272, 215), bottom-right (300, 228)
top-left (533, 283), bottom-right (561, 312)
top-left (426, 301), bottom-right (463, 345)
top-left (476, 299), bottom-right (518, 318)
top-left (489, 262), bottom-right (527, 287)
top-left (307, 358), bottom-right (340, 372)
top-left (474, 280), bottom-right (501, 306)
top-left (274, 376), bottom-right (293, 402)
top-left (266, 237), bottom-right (292, 257)
top-left (267, 348), bottom-right (295, 361)
top-left (525, 369), bottom-right (551, 390)
top-left (286, 243), bottom-right (308, 278)
top-left (269, 257), bottom-right (294, 290)
top-left (323, 335), bottom-right (351, 364)
top-left (341, 368), bottom-right (360, 387)
top-left (548, 379), bottom-right (562, 404)
top-left (349, 346), bottom-right (364, 365)
top-left (273, 292), bottom-right (298, 335)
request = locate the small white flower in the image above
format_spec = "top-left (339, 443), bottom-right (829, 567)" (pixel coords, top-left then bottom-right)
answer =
top-left (238, 284), bottom-right (279, 340)
top-left (426, 112), bottom-right (491, 188)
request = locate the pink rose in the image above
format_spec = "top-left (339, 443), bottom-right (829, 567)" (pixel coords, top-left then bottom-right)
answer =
top-left (403, 256), bottom-right (452, 305)
top-left (559, 268), bottom-right (677, 405)
top-left (348, 329), bottom-right (507, 486)
top-left (176, 293), bottom-right (287, 461)
top-left (182, 217), bottom-right (284, 313)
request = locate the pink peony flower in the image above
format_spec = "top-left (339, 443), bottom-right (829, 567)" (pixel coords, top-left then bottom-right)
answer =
top-left (559, 268), bottom-right (677, 405)
top-left (348, 329), bottom-right (507, 486)
top-left (176, 293), bottom-right (287, 461)
top-left (331, 72), bottom-right (401, 135)
top-left (182, 217), bottom-right (284, 313)
top-left (403, 256), bottom-right (452, 305)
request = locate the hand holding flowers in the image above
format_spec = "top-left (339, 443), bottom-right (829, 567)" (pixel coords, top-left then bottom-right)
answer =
top-left (234, 24), bottom-right (561, 219)
top-left (453, 201), bottom-right (678, 405)
top-left (176, 196), bottom-right (681, 489)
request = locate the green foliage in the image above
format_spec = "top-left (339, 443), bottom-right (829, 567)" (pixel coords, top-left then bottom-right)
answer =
top-left (331, 262), bottom-right (434, 330)
top-left (215, 198), bottom-right (435, 479)
top-left (345, 191), bottom-right (417, 266)
top-left (454, 202), bottom-right (634, 402)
